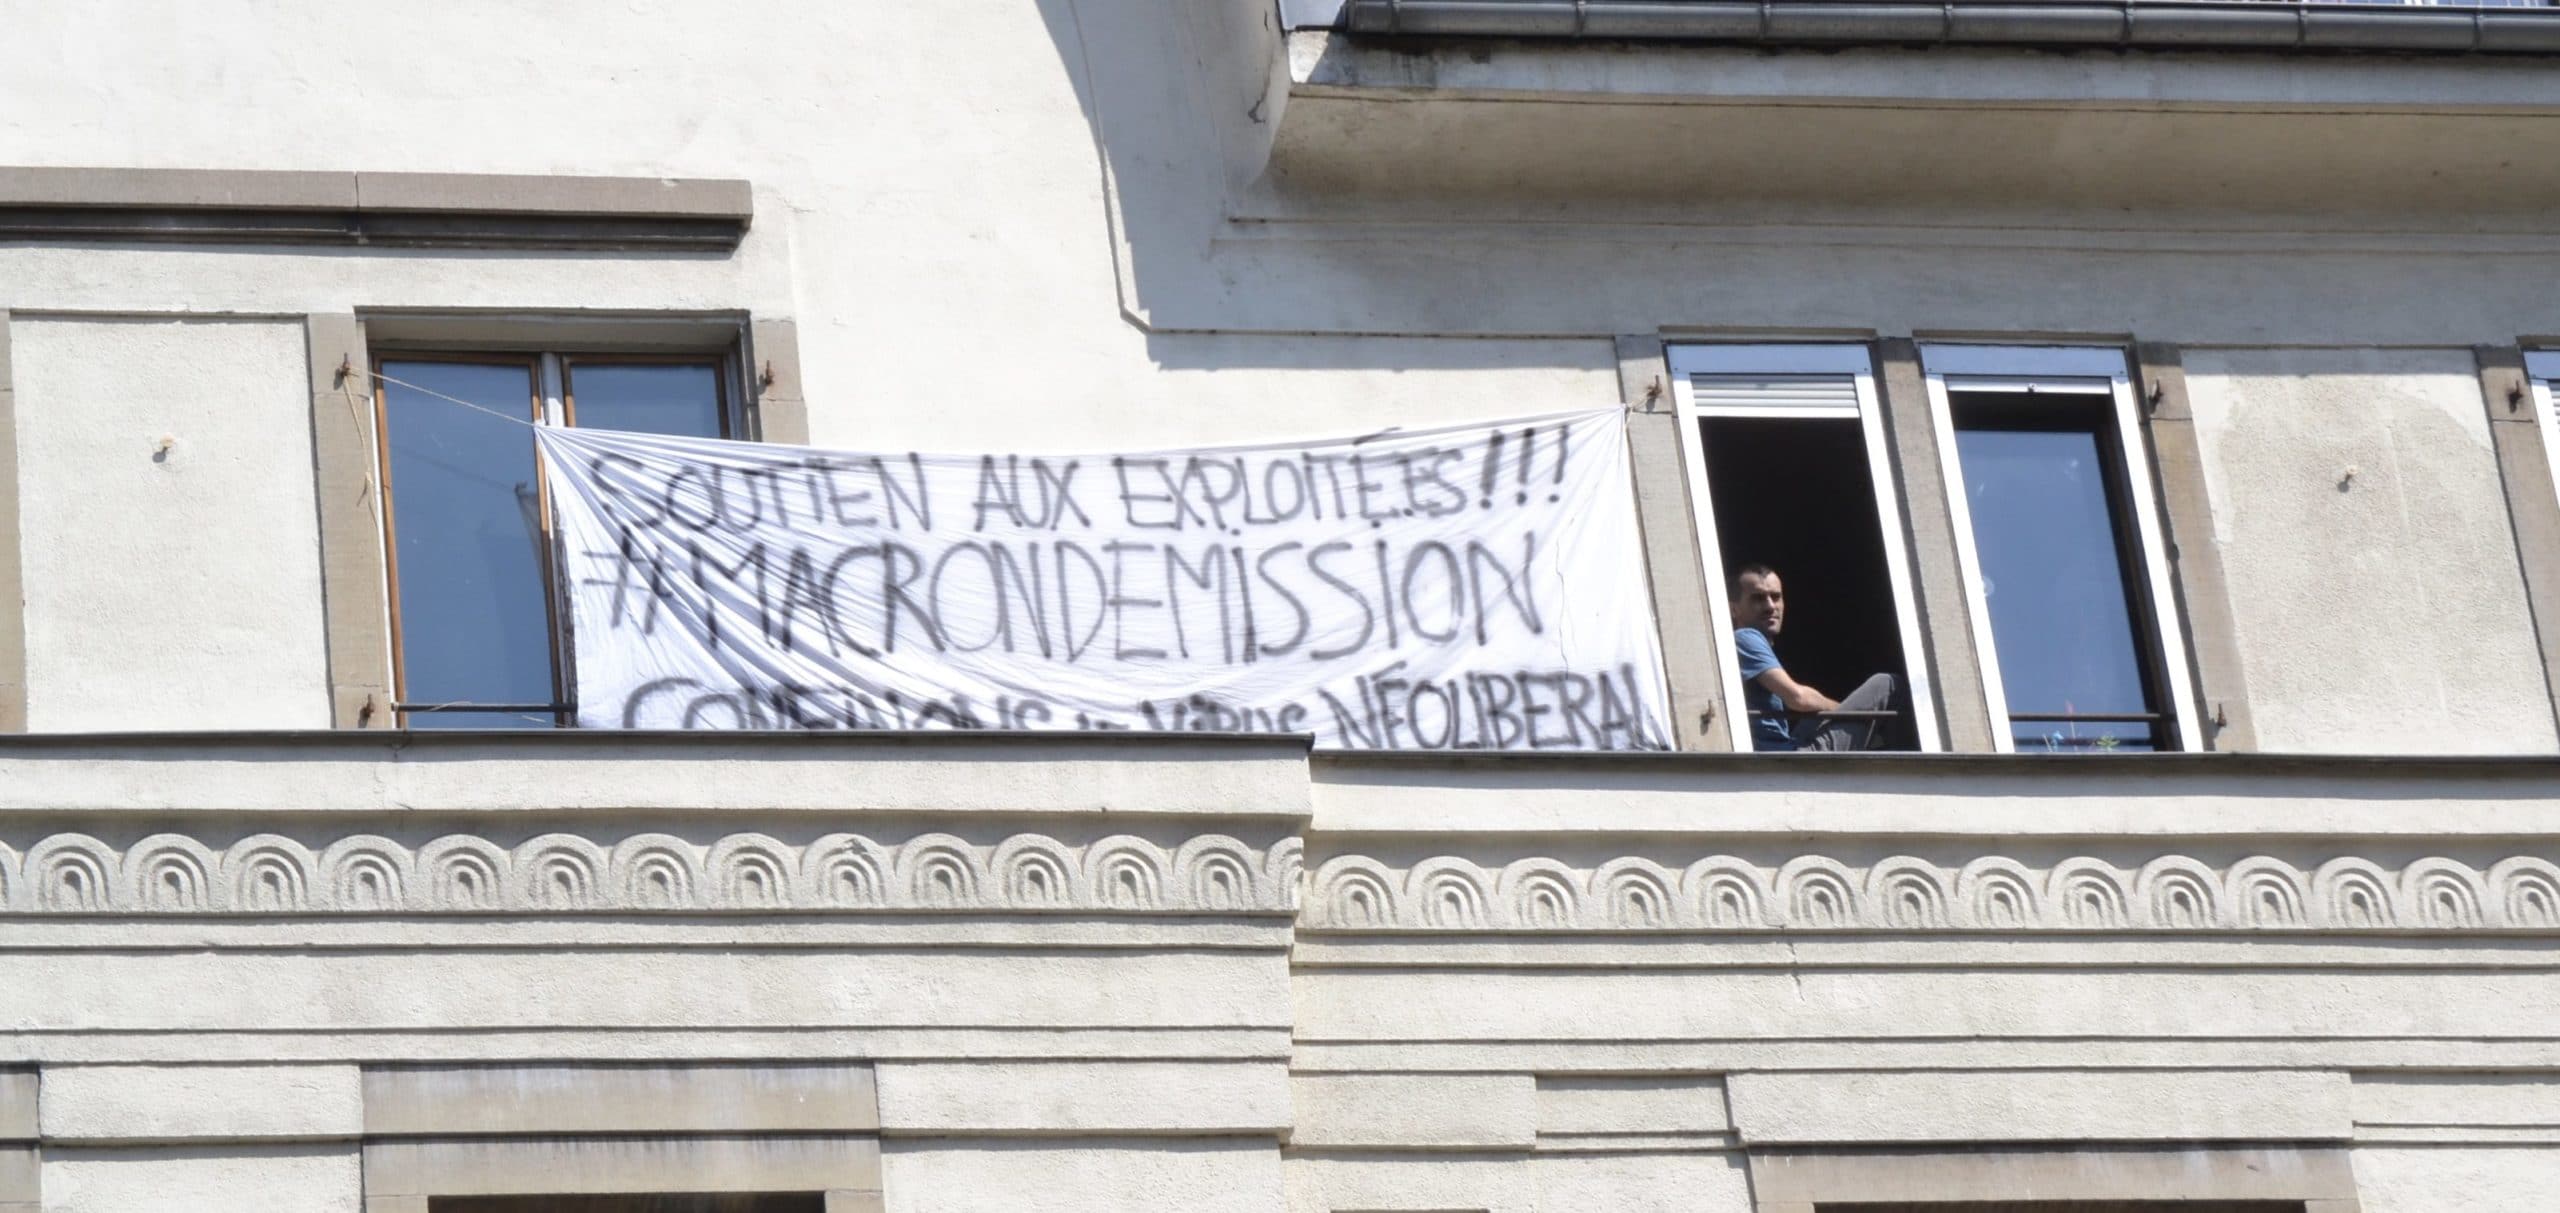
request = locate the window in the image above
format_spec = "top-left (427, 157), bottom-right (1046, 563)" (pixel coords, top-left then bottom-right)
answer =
top-left (1669, 344), bottom-right (1941, 751)
top-left (374, 351), bottom-right (739, 728)
top-left (2521, 351), bottom-right (2560, 521)
top-left (1921, 345), bottom-right (2202, 753)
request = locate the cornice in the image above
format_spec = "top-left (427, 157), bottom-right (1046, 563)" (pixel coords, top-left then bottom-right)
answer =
top-left (0, 831), bottom-right (1302, 917)
top-left (1303, 851), bottom-right (2560, 934)
top-left (10, 822), bottom-right (2559, 936)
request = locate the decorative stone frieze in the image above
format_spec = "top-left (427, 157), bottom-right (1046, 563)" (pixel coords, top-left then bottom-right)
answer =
top-left (0, 832), bottom-right (1303, 916)
top-left (13, 830), bottom-right (2560, 935)
top-left (1301, 852), bottom-right (2560, 933)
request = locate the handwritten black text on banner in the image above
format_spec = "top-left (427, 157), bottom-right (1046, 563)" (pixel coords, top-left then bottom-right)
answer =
top-left (534, 409), bottom-right (1672, 750)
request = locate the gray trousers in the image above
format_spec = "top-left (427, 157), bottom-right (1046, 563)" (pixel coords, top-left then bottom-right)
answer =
top-left (1794, 673), bottom-right (1897, 751)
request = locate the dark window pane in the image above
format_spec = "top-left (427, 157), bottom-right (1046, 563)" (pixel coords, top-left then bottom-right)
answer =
top-left (402, 708), bottom-right (563, 730)
top-left (433, 1196), bottom-right (824, 1213)
top-left (1698, 415), bottom-right (1917, 751)
top-left (380, 360), bottom-right (557, 725)
top-left (567, 362), bottom-right (725, 438)
top-left (1952, 396), bottom-right (2160, 752)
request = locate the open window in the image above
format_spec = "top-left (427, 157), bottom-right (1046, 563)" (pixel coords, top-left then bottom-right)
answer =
top-left (1669, 343), bottom-right (1940, 751)
top-left (1920, 344), bottom-right (2202, 753)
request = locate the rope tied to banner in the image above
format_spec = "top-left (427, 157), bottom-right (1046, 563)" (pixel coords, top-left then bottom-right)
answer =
top-left (361, 366), bottom-right (548, 428)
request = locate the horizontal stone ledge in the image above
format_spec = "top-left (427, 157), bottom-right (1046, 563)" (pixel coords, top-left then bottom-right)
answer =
top-left (876, 1061), bottom-right (1289, 1136)
top-left (1746, 1140), bottom-right (2359, 1204)
top-left (0, 731), bottom-right (1313, 818)
top-left (0, 167), bottom-right (753, 252)
top-left (1289, 934), bottom-right (2560, 968)
top-left (1291, 1072), bottom-right (1537, 1149)
top-left (1316, 747), bottom-right (2560, 779)
top-left (40, 1064), bottom-right (362, 1144)
top-left (364, 1134), bottom-right (878, 1200)
top-left (0, 919), bottom-right (1295, 949)
top-left (1288, 1041), bottom-right (2560, 1075)
top-left (0, 1027), bottom-right (1291, 1067)
top-left (1727, 1068), bottom-right (2353, 1146)
top-left (365, 1062), bottom-right (877, 1136)
top-left (1310, 751), bottom-right (2560, 838)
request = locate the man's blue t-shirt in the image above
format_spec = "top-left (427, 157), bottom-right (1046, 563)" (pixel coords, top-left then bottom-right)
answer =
top-left (1733, 626), bottom-right (1796, 751)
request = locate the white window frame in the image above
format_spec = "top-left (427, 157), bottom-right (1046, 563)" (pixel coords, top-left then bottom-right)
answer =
top-left (1667, 342), bottom-right (1944, 752)
top-left (2518, 351), bottom-right (2560, 525)
top-left (1920, 343), bottom-right (2203, 754)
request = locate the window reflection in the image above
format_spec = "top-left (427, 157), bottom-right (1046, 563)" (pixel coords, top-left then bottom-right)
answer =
top-left (567, 361), bottom-right (727, 439)
top-left (378, 356), bottom-right (729, 729)
top-left (1951, 391), bottom-right (2167, 752)
top-left (380, 360), bottom-right (555, 729)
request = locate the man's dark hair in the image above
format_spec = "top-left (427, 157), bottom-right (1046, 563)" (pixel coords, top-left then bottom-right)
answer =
top-left (1730, 563), bottom-right (1779, 593)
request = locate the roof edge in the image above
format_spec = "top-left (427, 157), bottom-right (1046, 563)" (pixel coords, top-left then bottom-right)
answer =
top-left (1312, 1), bottom-right (2560, 55)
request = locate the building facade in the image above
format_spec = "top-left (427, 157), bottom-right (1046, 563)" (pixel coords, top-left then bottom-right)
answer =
top-left (1, 1), bottom-right (2559, 1209)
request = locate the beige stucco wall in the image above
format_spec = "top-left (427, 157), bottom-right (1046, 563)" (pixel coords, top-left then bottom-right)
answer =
top-left (2186, 347), bottom-right (2555, 755)
top-left (0, 739), bottom-right (2546, 1207)
top-left (8, 317), bottom-right (330, 731)
top-left (1, 1), bottom-right (2559, 1205)
top-left (2354, 1147), bottom-right (2560, 1213)
top-left (1286, 1151), bottom-right (1757, 1213)
top-left (40, 1147), bottom-right (357, 1213)
top-left (0, 4), bottom-right (2555, 745)
top-left (883, 1141), bottom-right (1282, 1213)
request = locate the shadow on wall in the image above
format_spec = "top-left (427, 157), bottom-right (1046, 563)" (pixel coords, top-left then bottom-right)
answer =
top-left (1023, 0), bottom-right (2560, 353)
top-left (1027, 0), bottom-right (1624, 369)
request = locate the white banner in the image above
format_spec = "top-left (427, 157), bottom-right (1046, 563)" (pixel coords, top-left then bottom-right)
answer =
top-left (535, 409), bottom-right (1672, 751)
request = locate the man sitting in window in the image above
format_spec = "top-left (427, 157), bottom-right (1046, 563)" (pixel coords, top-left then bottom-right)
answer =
top-left (1730, 564), bottom-right (1896, 752)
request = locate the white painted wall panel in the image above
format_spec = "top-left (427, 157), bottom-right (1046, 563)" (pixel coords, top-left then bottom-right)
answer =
top-left (11, 317), bottom-right (329, 731)
top-left (2187, 348), bottom-right (2556, 754)
top-left (40, 1145), bottom-right (357, 1213)
top-left (40, 1065), bottom-right (360, 1143)
top-left (1281, 1150), bottom-right (1754, 1213)
top-left (876, 1061), bottom-right (1289, 1135)
top-left (1725, 1068), bottom-right (2351, 1145)
top-left (2355, 1145), bottom-right (2560, 1213)
top-left (882, 1140), bottom-right (1282, 1213)
top-left (1291, 1073), bottom-right (1537, 1149)
top-left (1530, 1151), bottom-right (1753, 1213)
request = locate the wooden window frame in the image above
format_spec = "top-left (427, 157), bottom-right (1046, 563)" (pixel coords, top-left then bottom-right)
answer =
top-left (370, 348), bottom-right (743, 728)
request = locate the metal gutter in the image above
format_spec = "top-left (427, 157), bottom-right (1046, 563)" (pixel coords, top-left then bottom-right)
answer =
top-left (1332, 1), bottom-right (2560, 53)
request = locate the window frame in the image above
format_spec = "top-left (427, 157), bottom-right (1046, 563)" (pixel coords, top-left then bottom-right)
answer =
top-left (1920, 343), bottom-right (2204, 754)
top-left (369, 347), bottom-right (744, 729)
top-left (2517, 350), bottom-right (2560, 522)
top-left (1667, 342), bottom-right (1945, 752)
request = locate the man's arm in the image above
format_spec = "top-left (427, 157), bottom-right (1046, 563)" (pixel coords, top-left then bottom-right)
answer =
top-left (1752, 667), bottom-right (1839, 715)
